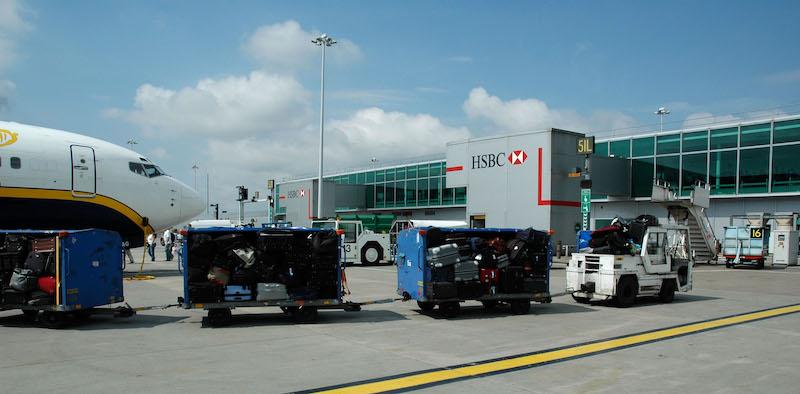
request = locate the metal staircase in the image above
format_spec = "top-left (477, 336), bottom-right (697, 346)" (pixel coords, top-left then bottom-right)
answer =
top-left (652, 181), bottom-right (719, 264)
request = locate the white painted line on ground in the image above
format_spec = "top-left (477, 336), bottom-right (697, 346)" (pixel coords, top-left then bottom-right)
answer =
top-left (695, 269), bottom-right (800, 274)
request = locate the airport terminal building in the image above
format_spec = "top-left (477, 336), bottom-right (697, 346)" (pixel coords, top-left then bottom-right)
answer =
top-left (274, 114), bottom-right (800, 246)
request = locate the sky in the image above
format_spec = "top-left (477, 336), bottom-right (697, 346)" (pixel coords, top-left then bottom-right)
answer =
top-left (1, 0), bottom-right (799, 217)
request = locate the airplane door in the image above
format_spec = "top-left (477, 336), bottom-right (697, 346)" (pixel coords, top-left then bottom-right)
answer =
top-left (70, 145), bottom-right (96, 197)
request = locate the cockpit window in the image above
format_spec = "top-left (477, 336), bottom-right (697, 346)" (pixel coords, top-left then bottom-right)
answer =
top-left (142, 164), bottom-right (165, 177)
top-left (130, 162), bottom-right (166, 178)
top-left (129, 162), bottom-right (146, 176)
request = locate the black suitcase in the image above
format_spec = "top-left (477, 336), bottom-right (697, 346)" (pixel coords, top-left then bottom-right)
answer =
top-left (2, 289), bottom-right (27, 305)
top-left (523, 277), bottom-right (547, 293)
top-left (457, 281), bottom-right (483, 299)
top-left (428, 282), bottom-right (457, 299)
top-left (454, 260), bottom-right (479, 282)
top-left (428, 244), bottom-right (461, 267)
top-left (431, 266), bottom-right (455, 282)
top-left (500, 267), bottom-right (525, 293)
top-left (188, 283), bottom-right (224, 303)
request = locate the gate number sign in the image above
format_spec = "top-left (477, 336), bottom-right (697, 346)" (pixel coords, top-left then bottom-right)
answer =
top-left (750, 227), bottom-right (763, 239)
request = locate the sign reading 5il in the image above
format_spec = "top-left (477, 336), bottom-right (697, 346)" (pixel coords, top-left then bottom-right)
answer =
top-left (0, 129), bottom-right (18, 147)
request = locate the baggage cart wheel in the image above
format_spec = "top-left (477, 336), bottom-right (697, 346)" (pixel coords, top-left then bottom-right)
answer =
top-left (658, 279), bottom-right (676, 303)
top-left (291, 307), bottom-right (319, 323)
top-left (571, 294), bottom-right (591, 304)
top-left (440, 302), bottom-right (460, 318)
top-left (757, 260), bottom-right (765, 269)
top-left (613, 276), bottom-right (638, 308)
top-left (510, 300), bottom-right (531, 315)
top-left (417, 301), bottom-right (436, 312)
top-left (41, 311), bottom-right (66, 329)
top-left (481, 300), bottom-right (497, 310)
top-left (207, 308), bottom-right (232, 327)
top-left (22, 309), bottom-right (38, 322)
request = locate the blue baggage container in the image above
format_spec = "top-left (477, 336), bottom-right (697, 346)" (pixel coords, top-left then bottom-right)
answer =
top-left (396, 227), bottom-right (551, 317)
top-left (0, 229), bottom-right (128, 326)
top-left (179, 226), bottom-right (361, 326)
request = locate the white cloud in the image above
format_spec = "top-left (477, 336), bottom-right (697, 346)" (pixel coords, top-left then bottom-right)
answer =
top-left (108, 71), bottom-right (312, 136)
top-left (762, 69), bottom-right (800, 84)
top-left (243, 20), bottom-right (362, 70)
top-left (463, 87), bottom-right (637, 134)
top-left (0, 79), bottom-right (14, 110)
top-left (683, 112), bottom-right (740, 128)
top-left (149, 147), bottom-right (167, 159)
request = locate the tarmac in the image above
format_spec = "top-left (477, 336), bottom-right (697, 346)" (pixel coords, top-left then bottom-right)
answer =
top-left (0, 246), bottom-right (798, 393)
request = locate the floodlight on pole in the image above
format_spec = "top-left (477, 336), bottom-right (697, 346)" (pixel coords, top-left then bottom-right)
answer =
top-left (655, 107), bottom-right (670, 133)
top-left (191, 164), bottom-right (199, 190)
top-left (312, 33), bottom-right (336, 219)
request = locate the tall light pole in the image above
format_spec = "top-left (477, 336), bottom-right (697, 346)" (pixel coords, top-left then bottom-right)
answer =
top-left (191, 164), bottom-right (199, 190)
top-left (312, 33), bottom-right (336, 219)
top-left (655, 107), bottom-right (670, 133)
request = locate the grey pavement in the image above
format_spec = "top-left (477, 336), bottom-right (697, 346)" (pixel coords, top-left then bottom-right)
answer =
top-left (0, 259), bottom-right (798, 393)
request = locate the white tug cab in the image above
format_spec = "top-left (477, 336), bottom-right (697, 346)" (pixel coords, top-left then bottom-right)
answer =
top-left (567, 224), bottom-right (694, 307)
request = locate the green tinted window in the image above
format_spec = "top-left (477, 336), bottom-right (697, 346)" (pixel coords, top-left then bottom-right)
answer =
top-left (430, 162), bottom-right (443, 176)
top-left (356, 172), bottom-right (366, 184)
top-left (595, 142), bottom-right (609, 156)
top-left (774, 119), bottom-right (800, 144)
top-left (455, 187), bottom-right (467, 204)
top-left (657, 134), bottom-right (681, 154)
top-left (429, 177), bottom-right (440, 205)
top-left (406, 165), bottom-right (417, 179)
top-left (632, 157), bottom-right (654, 197)
top-left (375, 184), bottom-right (385, 207)
top-left (395, 181), bottom-right (405, 205)
top-left (632, 137), bottom-right (654, 157)
top-left (375, 170), bottom-right (385, 183)
top-left (385, 168), bottom-right (395, 182)
top-left (741, 123), bottom-right (770, 147)
top-left (405, 180), bottom-right (416, 206)
top-left (682, 131), bottom-right (708, 152)
top-left (365, 171), bottom-right (375, 183)
top-left (772, 145), bottom-right (800, 192)
top-left (385, 182), bottom-right (395, 206)
top-left (417, 178), bottom-right (428, 205)
top-left (681, 153), bottom-right (707, 196)
top-left (365, 185), bottom-right (375, 208)
top-left (396, 167), bottom-right (406, 181)
top-left (739, 148), bottom-right (769, 193)
top-left (610, 140), bottom-right (630, 158)
top-left (656, 156), bottom-right (680, 192)
top-left (709, 150), bottom-right (737, 195)
top-left (418, 164), bottom-right (429, 177)
top-left (348, 174), bottom-right (357, 184)
top-left (710, 127), bottom-right (738, 149)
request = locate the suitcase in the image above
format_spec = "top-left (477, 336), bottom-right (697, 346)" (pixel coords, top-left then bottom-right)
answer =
top-left (428, 244), bottom-right (462, 267)
top-left (523, 277), bottom-right (547, 293)
top-left (224, 285), bottom-right (253, 301)
top-left (454, 260), bottom-right (479, 282)
top-left (428, 282), bottom-right (457, 299)
top-left (500, 266), bottom-right (524, 293)
top-left (2, 289), bottom-right (27, 305)
top-left (188, 283), bottom-right (223, 303)
top-left (457, 281), bottom-right (483, 299)
top-left (32, 238), bottom-right (56, 253)
top-left (431, 266), bottom-right (455, 282)
top-left (458, 244), bottom-right (473, 257)
top-left (480, 268), bottom-right (499, 285)
top-left (256, 283), bottom-right (289, 301)
top-left (495, 254), bottom-right (510, 269)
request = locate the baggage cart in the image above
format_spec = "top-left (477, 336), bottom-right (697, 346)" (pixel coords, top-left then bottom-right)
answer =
top-left (396, 227), bottom-right (551, 317)
top-left (0, 229), bottom-right (133, 328)
top-left (179, 227), bottom-right (363, 326)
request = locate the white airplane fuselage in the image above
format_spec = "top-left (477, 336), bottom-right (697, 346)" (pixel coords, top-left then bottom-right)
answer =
top-left (0, 121), bottom-right (205, 247)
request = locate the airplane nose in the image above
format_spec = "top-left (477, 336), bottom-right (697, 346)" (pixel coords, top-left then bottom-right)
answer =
top-left (180, 184), bottom-right (205, 220)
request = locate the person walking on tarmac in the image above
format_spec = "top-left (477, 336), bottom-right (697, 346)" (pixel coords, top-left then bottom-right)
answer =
top-left (163, 228), bottom-right (175, 261)
top-left (146, 232), bottom-right (157, 261)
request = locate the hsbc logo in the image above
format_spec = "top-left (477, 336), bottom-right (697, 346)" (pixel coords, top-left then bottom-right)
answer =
top-left (508, 150), bottom-right (527, 165)
top-left (471, 149), bottom-right (527, 169)
top-left (286, 188), bottom-right (307, 199)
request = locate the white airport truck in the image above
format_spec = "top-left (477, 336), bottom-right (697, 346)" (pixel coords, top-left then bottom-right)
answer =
top-left (567, 224), bottom-right (693, 307)
top-left (311, 219), bottom-right (391, 265)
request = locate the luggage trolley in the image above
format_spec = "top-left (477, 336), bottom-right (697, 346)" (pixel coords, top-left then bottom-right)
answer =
top-left (396, 227), bottom-right (552, 317)
top-left (179, 226), bottom-right (364, 327)
top-left (0, 229), bottom-right (134, 328)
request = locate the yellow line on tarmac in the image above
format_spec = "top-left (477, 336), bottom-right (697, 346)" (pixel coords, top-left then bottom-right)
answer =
top-left (308, 304), bottom-right (800, 394)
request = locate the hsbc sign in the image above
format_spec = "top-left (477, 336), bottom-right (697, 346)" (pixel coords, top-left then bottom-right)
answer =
top-left (471, 149), bottom-right (528, 169)
top-left (286, 188), bottom-right (307, 199)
